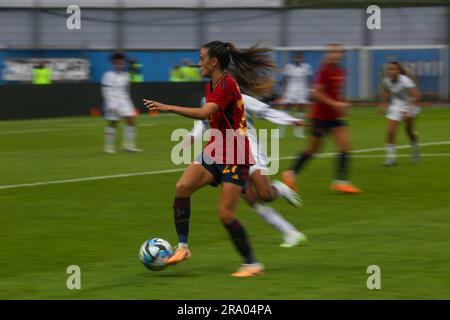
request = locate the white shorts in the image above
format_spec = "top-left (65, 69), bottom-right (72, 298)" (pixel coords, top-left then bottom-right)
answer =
top-left (283, 89), bottom-right (309, 104)
top-left (249, 140), bottom-right (269, 176)
top-left (104, 100), bottom-right (135, 121)
top-left (386, 104), bottom-right (420, 122)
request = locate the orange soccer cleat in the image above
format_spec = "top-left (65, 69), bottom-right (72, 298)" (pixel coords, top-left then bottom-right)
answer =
top-left (166, 247), bottom-right (191, 265)
top-left (231, 263), bottom-right (265, 278)
top-left (281, 170), bottom-right (298, 192)
top-left (330, 182), bottom-right (362, 194)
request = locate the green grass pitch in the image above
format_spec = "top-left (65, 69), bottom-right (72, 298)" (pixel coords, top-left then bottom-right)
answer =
top-left (0, 106), bottom-right (449, 299)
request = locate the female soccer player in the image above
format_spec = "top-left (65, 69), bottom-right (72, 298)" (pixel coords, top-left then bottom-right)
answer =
top-left (279, 52), bottom-right (313, 138)
top-left (144, 41), bottom-right (275, 277)
top-left (102, 52), bottom-right (142, 153)
top-left (188, 89), bottom-right (307, 248)
top-left (379, 61), bottom-right (421, 166)
top-left (281, 43), bottom-right (361, 194)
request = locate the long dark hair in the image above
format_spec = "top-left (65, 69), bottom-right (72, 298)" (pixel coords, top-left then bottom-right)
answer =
top-left (202, 41), bottom-right (276, 91)
top-left (388, 61), bottom-right (405, 75)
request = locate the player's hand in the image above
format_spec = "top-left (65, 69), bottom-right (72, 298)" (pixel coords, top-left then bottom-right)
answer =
top-left (403, 107), bottom-right (414, 119)
top-left (406, 106), bottom-right (416, 118)
top-left (335, 101), bottom-right (351, 112)
top-left (143, 99), bottom-right (170, 112)
top-left (292, 119), bottom-right (305, 127)
top-left (106, 107), bottom-right (118, 113)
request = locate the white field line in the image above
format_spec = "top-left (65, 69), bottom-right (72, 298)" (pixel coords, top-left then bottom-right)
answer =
top-left (276, 141), bottom-right (450, 160)
top-left (345, 153), bottom-right (450, 158)
top-left (0, 123), bottom-right (155, 135)
top-left (0, 119), bottom-right (76, 125)
top-left (0, 168), bottom-right (185, 190)
top-left (0, 141), bottom-right (449, 191)
top-left (0, 129), bottom-right (65, 135)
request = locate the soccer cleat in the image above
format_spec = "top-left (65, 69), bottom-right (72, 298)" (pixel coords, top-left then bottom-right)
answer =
top-left (272, 180), bottom-right (302, 207)
top-left (280, 231), bottom-right (308, 248)
top-left (166, 247), bottom-right (191, 265)
top-left (231, 263), bottom-right (265, 277)
top-left (104, 145), bottom-right (116, 154)
top-left (383, 158), bottom-right (397, 167)
top-left (123, 146), bottom-right (143, 153)
top-left (330, 182), bottom-right (362, 194)
top-left (281, 170), bottom-right (298, 192)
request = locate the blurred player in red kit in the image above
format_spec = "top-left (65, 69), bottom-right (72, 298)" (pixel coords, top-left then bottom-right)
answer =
top-left (282, 43), bottom-right (362, 194)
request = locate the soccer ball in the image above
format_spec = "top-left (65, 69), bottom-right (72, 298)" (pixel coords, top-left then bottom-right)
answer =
top-left (139, 238), bottom-right (173, 271)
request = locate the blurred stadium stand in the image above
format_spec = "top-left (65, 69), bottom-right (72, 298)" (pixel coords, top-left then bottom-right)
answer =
top-left (0, 4), bottom-right (446, 48)
top-left (0, 0), bottom-right (284, 8)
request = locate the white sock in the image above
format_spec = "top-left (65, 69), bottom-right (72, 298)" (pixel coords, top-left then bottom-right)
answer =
top-left (278, 125), bottom-right (286, 138)
top-left (178, 242), bottom-right (188, 248)
top-left (294, 126), bottom-right (304, 136)
top-left (253, 203), bottom-right (297, 235)
top-left (105, 127), bottom-right (116, 147)
top-left (385, 143), bottom-right (396, 159)
top-left (124, 125), bottom-right (136, 148)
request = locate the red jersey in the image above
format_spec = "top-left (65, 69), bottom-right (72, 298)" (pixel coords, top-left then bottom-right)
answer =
top-left (311, 63), bottom-right (346, 120)
top-left (204, 74), bottom-right (254, 165)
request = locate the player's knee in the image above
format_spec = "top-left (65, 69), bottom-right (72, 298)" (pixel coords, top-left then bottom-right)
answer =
top-left (338, 145), bottom-right (350, 153)
top-left (405, 125), bottom-right (413, 135)
top-left (256, 187), bottom-right (274, 202)
top-left (218, 205), bottom-right (235, 224)
top-left (241, 190), bottom-right (256, 206)
top-left (387, 129), bottom-right (395, 138)
top-left (305, 150), bottom-right (316, 159)
top-left (175, 181), bottom-right (192, 197)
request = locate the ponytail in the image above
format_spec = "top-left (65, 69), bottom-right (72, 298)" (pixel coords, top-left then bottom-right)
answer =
top-left (202, 41), bottom-right (276, 94)
top-left (228, 67), bottom-right (275, 99)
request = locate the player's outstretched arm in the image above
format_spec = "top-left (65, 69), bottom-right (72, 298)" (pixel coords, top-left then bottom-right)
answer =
top-left (241, 95), bottom-right (301, 126)
top-left (143, 99), bottom-right (219, 120)
top-left (262, 105), bottom-right (304, 126)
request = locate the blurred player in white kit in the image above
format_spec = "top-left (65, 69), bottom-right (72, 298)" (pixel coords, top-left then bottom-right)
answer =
top-left (279, 51), bottom-right (313, 138)
top-left (379, 61), bottom-right (421, 166)
top-left (102, 52), bottom-right (142, 153)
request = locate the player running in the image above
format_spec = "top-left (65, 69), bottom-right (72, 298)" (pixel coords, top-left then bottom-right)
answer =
top-left (102, 52), bottom-right (142, 154)
top-left (188, 90), bottom-right (307, 248)
top-left (279, 52), bottom-right (313, 138)
top-left (379, 61), bottom-right (421, 166)
top-left (282, 44), bottom-right (361, 194)
top-left (144, 41), bottom-right (275, 277)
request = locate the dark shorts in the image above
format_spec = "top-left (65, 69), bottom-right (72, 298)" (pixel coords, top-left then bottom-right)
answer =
top-left (195, 153), bottom-right (250, 188)
top-left (310, 118), bottom-right (347, 137)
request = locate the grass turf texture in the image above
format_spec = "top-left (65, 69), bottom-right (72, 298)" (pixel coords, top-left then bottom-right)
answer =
top-left (0, 106), bottom-right (449, 299)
